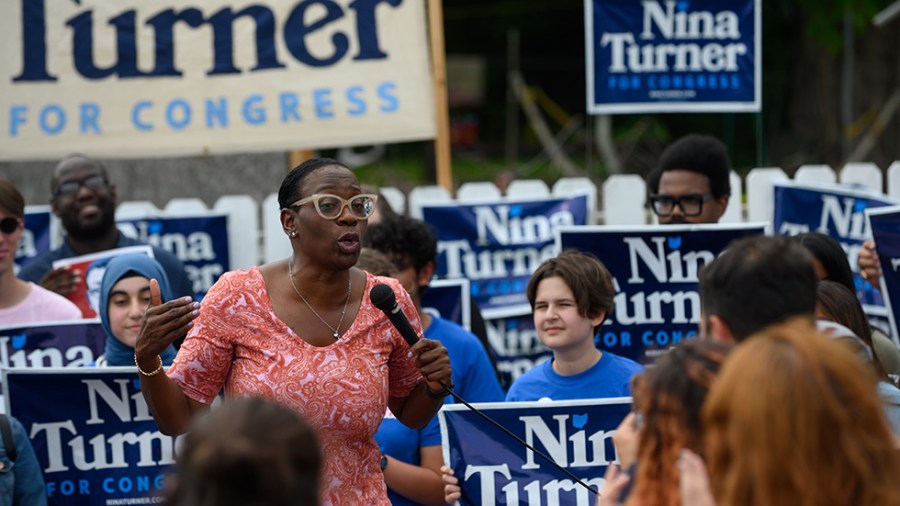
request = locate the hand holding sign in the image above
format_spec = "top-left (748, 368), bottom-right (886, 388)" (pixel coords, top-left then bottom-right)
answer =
top-left (599, 464), bottom-right (630, 506)
top-left (440, 466), bottom-right (461, 504)
top-left (858, 240), bottom-right (883, 288)
top-left (40, 266), bottom-right (81, 295)
top-left (678, 450), bottom-right (716, 506)
top-left (134, 278), bottom-right (198, 370)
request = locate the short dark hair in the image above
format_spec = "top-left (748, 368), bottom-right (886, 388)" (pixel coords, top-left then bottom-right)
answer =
top-left (526, 249), bottom-right (615, 332)
top-left (355, 247), bottom-right (397, 277)
top-left (165, 397), bottom-right (321, 506)
top-left (795, 232), bottom-right (855, 292)
top-left (648, 134), bottom-right (731, 198)
top-left (51, 154), bottom-right (110, 194)
top-left (363, 216), bottom-right (437, 273)
top-left (699, 236), bottom-right (817, 341)
top-left (277, 157), bottom-right (349, 209)
top-left (815, 280), bottom-right (891, 383)
top-left (0, 180), bottom-right (25, 218)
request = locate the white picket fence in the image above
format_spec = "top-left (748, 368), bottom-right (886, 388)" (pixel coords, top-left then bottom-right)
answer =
top-left (29, 161), bottom-right (900, 269)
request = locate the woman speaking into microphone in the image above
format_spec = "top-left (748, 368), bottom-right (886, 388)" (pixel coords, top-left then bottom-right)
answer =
top-left (135, 158), bottom-right (452, 506)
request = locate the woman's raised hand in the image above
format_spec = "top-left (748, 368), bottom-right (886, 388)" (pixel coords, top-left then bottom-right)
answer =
top-left (135, 279), bottom-right (199, 364)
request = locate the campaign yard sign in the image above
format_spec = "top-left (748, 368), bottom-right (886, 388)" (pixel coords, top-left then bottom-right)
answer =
top-left (2, 0), bottom-right (436, 160)
top-left (486, 313), bottom-right (550, 392)
top-left (773, 181), bottom-right (897, 320)
top-left (422, 278), bottom-right (472, 331)
top-left (0, 321), bottom-right (106, 412)
top-left (5, 368), bottom-right (180, 505)
top-left (865, 206), bottom-right (900, 345)
top-left (117, 214), bottom-right (230, 300)
top-left (16, 206), bottom-right (53, 273)
top-left (558, 223), bottom-right (766, 363)
top-left (439, 398), bottom-right (632, 506)
top-left (585, 0), bottom-right (761, 114)
top-left (422, 196), bottom-right (589, 319)
top-left (53, 246), bottom-right (154, 319)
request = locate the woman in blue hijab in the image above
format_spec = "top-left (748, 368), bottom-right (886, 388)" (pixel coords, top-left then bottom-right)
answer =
top-left (99, 253), bottom-right (177, 366)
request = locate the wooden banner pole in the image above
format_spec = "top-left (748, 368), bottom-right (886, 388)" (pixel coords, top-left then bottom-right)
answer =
top-left (288, 150), bottom-right (316, 171)
top-left (427, 0), bottom-right (453, 192)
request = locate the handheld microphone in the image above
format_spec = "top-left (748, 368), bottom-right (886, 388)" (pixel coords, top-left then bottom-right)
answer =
top-left (368, 282), bottom-right (599, 497)
top-left (370, 283), bottom-right (420, 347)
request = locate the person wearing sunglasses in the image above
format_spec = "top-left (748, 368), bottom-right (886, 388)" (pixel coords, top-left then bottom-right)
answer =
top-left (646, 134), bottom-right (732, 225)
top-left (134, 158), bottom-right (452, 506)
top-left (17, 155), bottom-right (193, 303)
top-left (0, 180), bottom-right (82, 325)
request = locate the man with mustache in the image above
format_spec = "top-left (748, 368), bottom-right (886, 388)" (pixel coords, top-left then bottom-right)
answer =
top-left (646, 134), bottom-right (732, 225)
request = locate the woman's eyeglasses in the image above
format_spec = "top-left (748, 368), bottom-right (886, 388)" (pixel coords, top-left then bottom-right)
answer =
top-left (289, 194), bottom-right (378, 220)
top-left (0, 217), bottom-right (20, 235)
top-left (649, 193), bottom-right (712, 217)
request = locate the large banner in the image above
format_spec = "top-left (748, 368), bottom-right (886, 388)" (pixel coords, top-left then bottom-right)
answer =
top-left (585, 0), bottom-right (761, 114)
top-left (5, 368), bottom-right (179, 505)
top-left (559, 224), bottom-right (766, 363)
top-left (773, 181), bottom-right (897, 321)
top-left (439, 398), bottom-right (632, 506)
top-left (118, 215), bottom-right (231, 300)
top-left (2, 0), bottom-right (436, 160)
top-left (865, 206), bottom-right (900, 345)
top-left (423, 196), bottom-right (590, 319)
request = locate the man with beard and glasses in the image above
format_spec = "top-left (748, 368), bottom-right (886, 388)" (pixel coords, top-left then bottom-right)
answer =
top-left (18, 155), bottom-right (192, 301)
top-left (646, 134), bottom-right (732, 225)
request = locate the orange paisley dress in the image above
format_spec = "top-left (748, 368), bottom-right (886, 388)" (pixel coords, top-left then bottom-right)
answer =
top-left (167, 268), bottom-right (424, 505)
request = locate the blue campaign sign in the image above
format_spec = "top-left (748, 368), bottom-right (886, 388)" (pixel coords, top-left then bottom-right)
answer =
top-left (585, 0), bottom-right (760, 114)
top-left (4, 368), bottom-right (175, 505)
top-left (559, 224), bottom-right (766, 363)
top-left (865, 206), bottom-right (900, 344)
top-left (439, 398), bottom-right (632, 506)
top-left (485, 312), bottom-right (550, 392)
top-left (773, 181), bottom-right (897, 318)
top-left (423, 196), bottom-right (589, 319)
top-left (0, 320), bottom-right (105, 371)
top-left (117, 215), bottom-right (230, 300)
top-left (0, 321), bottom-right (106, 403)
top-left (16, 207), bottom-right (53, 273)
top-left (423, 279), bottom-right (472, 331)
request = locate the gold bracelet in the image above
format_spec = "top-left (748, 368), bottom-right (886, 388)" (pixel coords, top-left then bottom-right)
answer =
top-left (135, 355), bottom-right (164, 377)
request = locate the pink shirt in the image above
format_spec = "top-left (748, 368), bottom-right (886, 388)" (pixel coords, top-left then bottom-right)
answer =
top-left (168, 268), bottom-right (425, 506)
top-left (0, 282), bottom-right (83, 326)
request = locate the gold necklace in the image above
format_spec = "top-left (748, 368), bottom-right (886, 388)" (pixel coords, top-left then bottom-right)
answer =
top-left (287, 260), bottom-right (351, 339)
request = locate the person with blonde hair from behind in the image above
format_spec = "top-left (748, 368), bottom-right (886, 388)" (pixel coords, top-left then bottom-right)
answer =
top-left (679, 318), bottom-right (900, 506)
top-left (164, 396), bottom-right (321, 506)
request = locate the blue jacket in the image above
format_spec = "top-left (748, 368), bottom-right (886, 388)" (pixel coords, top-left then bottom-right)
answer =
top-left (0, 416), bottom-right (47, 506)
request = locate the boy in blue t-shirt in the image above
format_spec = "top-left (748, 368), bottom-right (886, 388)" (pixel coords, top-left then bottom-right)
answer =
top-left (443, 249), bottom-right (644, 504)
top-left (505, 249), bottom-right (643, 402)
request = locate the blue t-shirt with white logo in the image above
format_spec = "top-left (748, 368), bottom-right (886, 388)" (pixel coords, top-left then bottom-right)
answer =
top-left (505, 351), bottom-right (642, 402)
